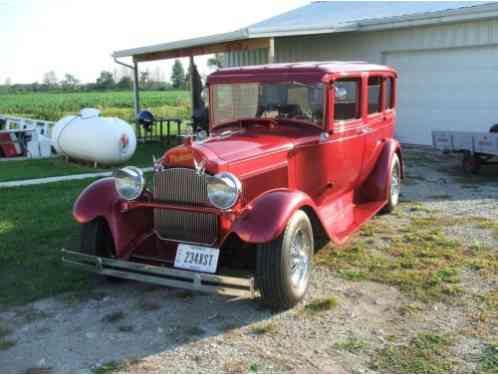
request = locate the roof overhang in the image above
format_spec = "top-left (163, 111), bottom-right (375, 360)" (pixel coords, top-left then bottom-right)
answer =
top-left (113, 30), bottom-right (272, 62)
top-left (112, 2), bottom-right (498, 62)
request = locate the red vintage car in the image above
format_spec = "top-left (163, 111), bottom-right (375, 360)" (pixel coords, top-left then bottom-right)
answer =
top-left (64, 62), bottom-right (403, 310)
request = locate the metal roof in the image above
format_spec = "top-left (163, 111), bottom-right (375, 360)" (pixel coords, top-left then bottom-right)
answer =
top-left (113, 1), bottom-right (498, 59)
top-left (246, 1), bottom-right (492, 36)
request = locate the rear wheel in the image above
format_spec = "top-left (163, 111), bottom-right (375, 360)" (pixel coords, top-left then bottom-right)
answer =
top-left (256, 210), bottom-right (313, 310)
top-left (383, 154), bottom-right (401, 213)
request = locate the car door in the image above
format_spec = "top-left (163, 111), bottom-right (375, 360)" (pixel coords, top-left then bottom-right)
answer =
top-left (360, 74), bottom-right (394, 181)
top-left (322, 76), bottom-right (366, 204)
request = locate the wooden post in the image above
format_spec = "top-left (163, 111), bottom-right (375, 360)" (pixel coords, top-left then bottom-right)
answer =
top-left (189, 56), bottom-right (195, 119)
top-left (268, 38), bottom-right (275, 64)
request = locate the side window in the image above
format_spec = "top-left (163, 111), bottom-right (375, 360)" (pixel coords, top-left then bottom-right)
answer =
top-left (334, 79), bottom-right (361, 121)
top-left (386, 78), bottom-right (394, 110)
top-left (367, 76), bottom-right (382, 115)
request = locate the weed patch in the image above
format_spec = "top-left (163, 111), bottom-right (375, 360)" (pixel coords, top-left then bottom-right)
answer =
top-left (304, 297), bottom-right (338, 314)
top-left (250, 323), bottom-right (277, 336)
top-left (94, 361), bottom-right (123, 374)
top-left (372, 333), bottom-right (455, 373)
top-left (334, 337), bottom-right (368, 353)
top-left (316, 213), bottom-right (497, 303)
top-left (480, 342), bottom-right (498, 373)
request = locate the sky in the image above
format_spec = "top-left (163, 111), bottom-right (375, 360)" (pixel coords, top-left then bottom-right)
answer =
top-left (0, 0), bottom-right (309, 84)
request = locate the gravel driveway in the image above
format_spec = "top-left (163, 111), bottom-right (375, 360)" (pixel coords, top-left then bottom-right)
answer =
top-left (0, 145), bottom-right (497, 373)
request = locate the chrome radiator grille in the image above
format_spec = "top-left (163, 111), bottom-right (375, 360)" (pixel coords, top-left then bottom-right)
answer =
top-left (153, 168), bottom-right (218, 244)
top-left (153, 168), bottom-right (209, 206)
top-left (153, 209), bottom-right (218, 244)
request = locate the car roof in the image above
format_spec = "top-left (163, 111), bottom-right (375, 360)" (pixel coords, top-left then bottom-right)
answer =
top-left (208, 61), bottom-right (396, 84)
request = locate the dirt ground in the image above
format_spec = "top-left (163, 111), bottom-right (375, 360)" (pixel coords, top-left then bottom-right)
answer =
top-left (0, 146), bottom-right (497, 373)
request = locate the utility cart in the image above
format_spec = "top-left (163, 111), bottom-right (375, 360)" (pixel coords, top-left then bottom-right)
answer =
top-left (432, 129), bottom-right (498, 174)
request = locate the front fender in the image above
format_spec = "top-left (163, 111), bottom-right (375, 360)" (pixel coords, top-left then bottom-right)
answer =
top-left (360, 138), bottom-right (403, 202)
top-left (73, 177), bottom-right (152, 257)
top-left (73, 177), bottom-right (120, 224)
top-left (231, 189), bottom-right (316, 244)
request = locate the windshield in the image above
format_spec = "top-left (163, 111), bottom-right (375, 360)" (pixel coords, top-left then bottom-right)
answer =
top-left (211, 82), bottom-right (324, 128)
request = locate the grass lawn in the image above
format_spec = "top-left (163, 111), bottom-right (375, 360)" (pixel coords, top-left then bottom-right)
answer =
top-left (0, 172), bottom-right (160, 307)
top-left (0, 142), bottom-right (177, 183)
top-left (0, 178), bottom-right (97, 306)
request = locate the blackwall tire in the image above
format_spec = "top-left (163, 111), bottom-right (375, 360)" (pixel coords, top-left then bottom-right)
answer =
top-left (256, 210), bottom-right (313, 310)
top-left (80, 219), bottom-right (119, 281)
top-left (383, 154), bottom-right (401, 213)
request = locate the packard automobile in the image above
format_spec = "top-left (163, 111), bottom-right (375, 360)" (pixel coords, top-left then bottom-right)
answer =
top-left (64, 62), bottom-right (403, 310)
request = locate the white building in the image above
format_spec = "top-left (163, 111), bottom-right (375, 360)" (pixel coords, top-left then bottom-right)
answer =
top-left (114, 1), bottom-right (498, 145)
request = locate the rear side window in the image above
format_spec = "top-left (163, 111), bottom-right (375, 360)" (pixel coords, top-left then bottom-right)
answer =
top-left (386, 78), bottom-right (394, 110)
top-left (368, 76), bottom-right (382, 115)
top-left (334, 79), bottom-right (361, 121)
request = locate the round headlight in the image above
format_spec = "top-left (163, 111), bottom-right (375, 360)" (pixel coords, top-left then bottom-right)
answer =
top-left (207, 172), bottom-right (241, 210)
top-left (113, 166), bottom-right (145, 201)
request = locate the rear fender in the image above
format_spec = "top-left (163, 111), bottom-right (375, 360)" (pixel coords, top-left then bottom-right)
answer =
top-left (360, 138), bottom-right (403, 202)
top-left (73, 178), bottom-right (152, 257)
top-left (230, 189), bottom-right (318, 244)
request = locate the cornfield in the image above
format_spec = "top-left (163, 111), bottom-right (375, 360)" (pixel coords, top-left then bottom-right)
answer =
top-left (0, 90), bottom-right (191, 121)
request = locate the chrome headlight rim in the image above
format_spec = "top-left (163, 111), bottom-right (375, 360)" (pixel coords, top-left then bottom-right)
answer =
top-left (207, 172), bottom-right (242, 210)
top-left (112, 166), bottom-right (145, 201)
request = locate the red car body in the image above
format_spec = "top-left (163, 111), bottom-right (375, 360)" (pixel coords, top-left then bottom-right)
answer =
top-left (71, 62), bottom-right (403, 304)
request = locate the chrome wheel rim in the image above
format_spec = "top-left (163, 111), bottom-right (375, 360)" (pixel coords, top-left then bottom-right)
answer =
top-left (289, 228), bottom-right (311, 294)
top-left (391, 162), bottom-right (400, 205)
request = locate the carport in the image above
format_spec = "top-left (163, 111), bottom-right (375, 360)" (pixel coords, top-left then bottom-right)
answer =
top-left (112, 31), bottom-right (276, 118)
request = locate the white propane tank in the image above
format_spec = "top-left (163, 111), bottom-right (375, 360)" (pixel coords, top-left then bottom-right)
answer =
top-left (52, 108), bottom-right (137, 165)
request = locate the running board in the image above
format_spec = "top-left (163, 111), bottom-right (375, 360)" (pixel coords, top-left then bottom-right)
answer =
top-left (61, 249), bottom-right (255, 298)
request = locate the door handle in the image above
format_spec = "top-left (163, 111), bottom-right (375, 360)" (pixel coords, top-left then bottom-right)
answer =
top-left (361, 127), bottom-right (372, 134)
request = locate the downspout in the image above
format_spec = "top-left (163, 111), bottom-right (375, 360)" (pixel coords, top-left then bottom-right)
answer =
top-left (113, 56), bottom-right (140, 117)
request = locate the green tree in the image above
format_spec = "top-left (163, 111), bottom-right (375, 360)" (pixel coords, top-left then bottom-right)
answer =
top-left (117, 76), bottom-right (132, 90)
top-left (170, 59), bottom-right (186, 89)
top-left (95, 71), bottom-right (115, 90)
top-left (61, 73), bottom-right (80, 91)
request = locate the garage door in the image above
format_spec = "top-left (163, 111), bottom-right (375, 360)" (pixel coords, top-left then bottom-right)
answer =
top-left (385, 46), bottom-right (498, 145)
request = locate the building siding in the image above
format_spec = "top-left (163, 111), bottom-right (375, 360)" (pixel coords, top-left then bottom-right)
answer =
top-left (223, 18), bottom-right (498, 66)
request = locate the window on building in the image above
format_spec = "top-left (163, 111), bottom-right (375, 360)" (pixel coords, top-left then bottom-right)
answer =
top-left (368, 76), bottom-right (382, 115)
top-left (334, 79), bottom-right (361, 121)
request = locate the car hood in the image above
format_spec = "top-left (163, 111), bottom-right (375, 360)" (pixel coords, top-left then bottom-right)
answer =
top-left (162, 125), bottom-right (320, 170)
top-left (199, 130), bottom-right (294, 162)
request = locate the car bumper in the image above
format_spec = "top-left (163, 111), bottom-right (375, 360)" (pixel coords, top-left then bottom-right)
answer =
top-left (61, 249), bottom-right (255, 298)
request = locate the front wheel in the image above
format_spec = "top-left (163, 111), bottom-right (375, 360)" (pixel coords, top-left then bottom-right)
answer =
top-left (256, 210), bottom-right (313, 310)
top-left (80, 218), bottom-right (115, 257)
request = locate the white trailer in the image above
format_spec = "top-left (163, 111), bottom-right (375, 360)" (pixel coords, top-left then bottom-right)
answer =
top-left (0, 115), bottom-right (54, 159)
top-left (432, 130), bottom-right (498, 174)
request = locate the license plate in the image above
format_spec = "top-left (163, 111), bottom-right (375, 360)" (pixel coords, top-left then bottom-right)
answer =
top-left (174, 244), bottom-right (220, 274)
